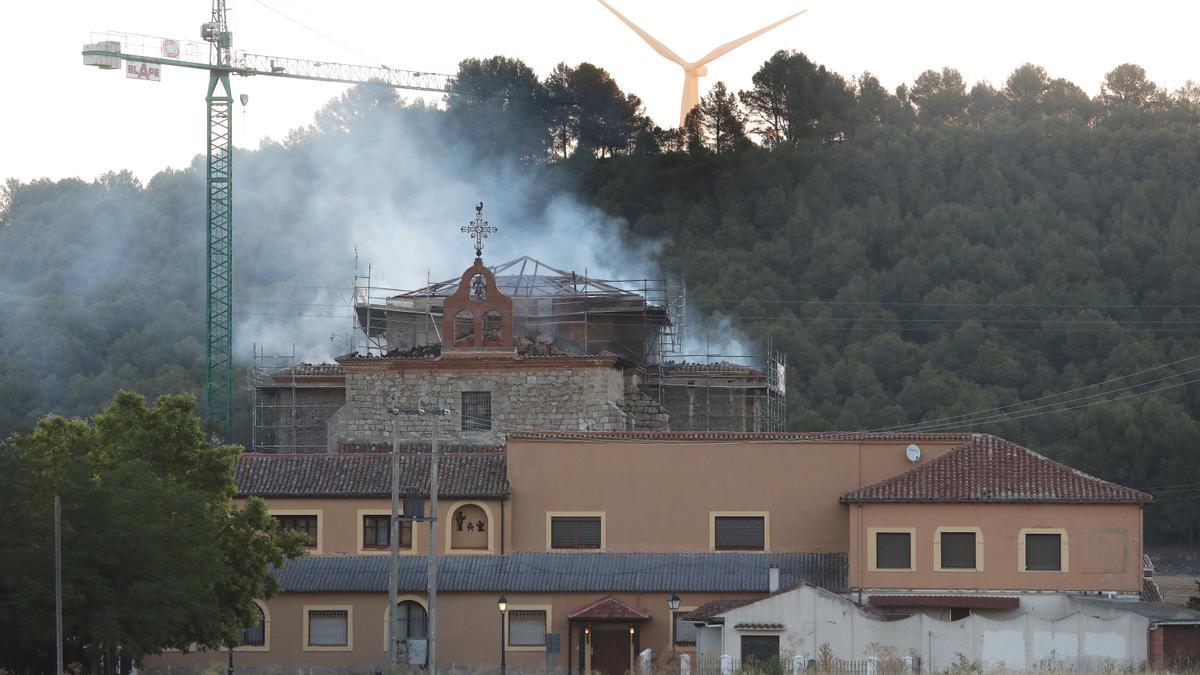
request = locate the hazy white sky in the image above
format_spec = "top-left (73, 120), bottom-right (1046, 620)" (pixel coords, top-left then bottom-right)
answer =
top-left (4, 0), bottom-right (1199, 183)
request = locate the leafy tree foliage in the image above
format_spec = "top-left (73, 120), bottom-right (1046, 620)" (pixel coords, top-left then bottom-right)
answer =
top-left (5, 53), bottom-right (1200, 545)
top-left (0, 392), bottom-right (305, 673)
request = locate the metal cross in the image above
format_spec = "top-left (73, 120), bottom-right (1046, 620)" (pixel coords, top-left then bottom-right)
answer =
top-left (461, 202), bottom-right (497, 257)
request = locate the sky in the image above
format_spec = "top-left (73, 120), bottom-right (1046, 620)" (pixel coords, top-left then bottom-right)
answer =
top-left (4, 0), bottom-right (1200, 184)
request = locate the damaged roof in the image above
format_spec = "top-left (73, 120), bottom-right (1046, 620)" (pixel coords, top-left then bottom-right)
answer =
top-left (236, 452), bottom-right (510, 498)
top-left (840, 434), bottom-right (1151, 504)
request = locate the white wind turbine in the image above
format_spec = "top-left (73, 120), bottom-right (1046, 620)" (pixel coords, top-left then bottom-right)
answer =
top-left (598, 0), bottom-right (807, 127)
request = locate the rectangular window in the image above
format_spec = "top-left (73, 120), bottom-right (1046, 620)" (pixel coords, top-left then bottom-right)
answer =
top-left (307, 610), bottom-right (348, 647)
top-left (462, 391), bottom-right (492, 432)
top-left (673, 611), bottom-right (697, 647)
top-left (1025, 533), bottom-right (1062, 571)
top-left (875, 532), bottom-right (912, 570)
top-left (275, 514), bottom-right (318, 548)
top-left (551, 516), bottom-right (602, 549)
top-left (508, 610), bottom-right (547, 646)
top-left (741, 635), bottom-right (780, 665)
top-left (940, 531), bottom-right (977, 570)
top-left (714, 516), bottom-right (765, 550)
top-left (363, 515), bottom-right (412, 549)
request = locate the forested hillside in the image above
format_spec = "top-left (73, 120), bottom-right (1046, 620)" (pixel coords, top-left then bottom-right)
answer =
top-left (4, 54), bottom-right (1200, 541)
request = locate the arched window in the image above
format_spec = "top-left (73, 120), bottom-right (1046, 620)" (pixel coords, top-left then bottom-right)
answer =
top-left (483, 311), bottom-right (503, 344)
top-left (396, 600), bottom-right (428, 641)
top-left (454, 310), bottom-right (474, 345)
top-left (240, 603), bottom-right (267, 647)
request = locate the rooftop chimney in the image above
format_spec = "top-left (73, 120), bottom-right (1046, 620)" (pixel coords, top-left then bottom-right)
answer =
top-left (768, 564), bottom-right (780, 593)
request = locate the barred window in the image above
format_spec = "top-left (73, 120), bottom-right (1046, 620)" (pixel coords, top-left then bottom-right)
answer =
top-left (395, 601), bottom-right (427, 640)
top-left (939, 531), bottom-right (977, 570)
top-left (508, 610), bottom-right (547, 646)
top-left (274, 514), bottom-right (318, 548)
top-left (673, 610), bottom-right (697, 646)
top-left (363, 515), bottom-right (412, 549)
top-left (307, 610), bottom-right (348, 647)
top-left (551, 516), bottom-right (602, 549)
top-left (1025, 533), bottom-right (1062, 571)
top-left (714, 516), bottom-right (765, 550)
top-left (239, 604), bottom-right (266, 647)
top-left (875, 532), bottom-right (912, 569)
top-left (462, 391), bottom-right (492, 431)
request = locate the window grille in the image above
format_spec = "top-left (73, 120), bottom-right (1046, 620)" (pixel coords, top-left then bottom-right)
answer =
top-left (240, 605), bottom-right (266, 646)
top-left (551, 516), bottom-right (602, 549)
top-left (462, 391), bottom-right (492, 431)
top-left (363, 515), bottom-right (412, 549)
top-left (508, 610), bottom-right (547, 646)
top-left (714, 516), bottom-right (765, 550)
top-left (307, 610), bottom-right (348, 646)
top-left (940, 531), bottom-right (977, 569)
top-left (875, 532), bottom-right (912, 569)
top-left (673, 610), bottom-right (697, 646)
top-left (1025, 533), bottom-right (1062, 571)
top-left (274, 514), bottom-right (318, 548)
top-left (395, 601), bottom-right (427, 640)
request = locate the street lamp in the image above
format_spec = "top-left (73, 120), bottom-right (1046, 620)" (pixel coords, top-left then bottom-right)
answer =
top-left (668, 593), bottom-right (681, 611)
top-left (498, 595), bottom-right (508, 675)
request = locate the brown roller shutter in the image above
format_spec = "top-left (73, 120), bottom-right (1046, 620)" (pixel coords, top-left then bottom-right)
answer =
top-left (551, 516), bottom-right (602, 549)
top-left (1025, 533), bottom-right (1062, 571)
top-left (714, 516), bottom-right (765, 550)
top-left (940, 531), bottom-right (976, 569)
top-left (875, 532), bottom-right (912, 569)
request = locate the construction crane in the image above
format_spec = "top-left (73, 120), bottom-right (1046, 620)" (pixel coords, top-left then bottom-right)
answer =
top-left (81, 1), bottom-right (453, 441)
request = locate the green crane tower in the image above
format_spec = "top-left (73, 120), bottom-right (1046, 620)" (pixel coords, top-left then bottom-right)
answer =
top-left (82, 1), bottom-right (452, 441)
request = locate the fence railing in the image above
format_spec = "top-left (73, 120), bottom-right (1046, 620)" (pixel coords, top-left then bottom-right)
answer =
top-left (694, 655), bottom-right (921, 675)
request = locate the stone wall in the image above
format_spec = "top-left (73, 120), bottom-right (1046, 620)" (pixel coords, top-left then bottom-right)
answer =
top-left (658, 381), bottom-right (764, 431)
top-left (254, 386), bottom-right (345, 453)
top-left (328, 362), bottom-right (639, 447)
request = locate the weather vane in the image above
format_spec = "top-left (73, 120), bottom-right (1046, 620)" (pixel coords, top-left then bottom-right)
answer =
top-left (461, 202), bottom-right (498, 258)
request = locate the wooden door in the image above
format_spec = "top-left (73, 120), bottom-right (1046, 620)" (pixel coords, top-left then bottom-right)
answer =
top-left (590, 629), bottom-right (630, 675)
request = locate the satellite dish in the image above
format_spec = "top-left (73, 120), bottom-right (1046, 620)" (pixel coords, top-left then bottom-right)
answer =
top-left (905, 444), bottom-right (921, 463)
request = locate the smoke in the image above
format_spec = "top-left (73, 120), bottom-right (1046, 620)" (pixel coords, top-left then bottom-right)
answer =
top-left (231, 91), bottom-right (663, 362)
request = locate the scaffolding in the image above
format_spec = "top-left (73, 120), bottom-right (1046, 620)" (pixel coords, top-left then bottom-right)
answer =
top-left (249, 344), bottom-right (345, 453)
top-left (250, 254), bottom-right (786, 451)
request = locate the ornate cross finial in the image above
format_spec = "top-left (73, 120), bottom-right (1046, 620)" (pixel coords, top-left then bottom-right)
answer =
top-left (461, 202), bottom-right (497, 257)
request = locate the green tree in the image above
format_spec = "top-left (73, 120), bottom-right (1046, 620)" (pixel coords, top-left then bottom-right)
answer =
top-left (697, 81), bottom-right (748, 154)
top-left (909, 67), bottom-right (968, 124)
top-left (1101, 63), bottom-right (1163, 110)
top-left (1004, 63), bottom-right (1051, 118)
top-left (447, 56), bottom-right (549, 161)
top-left (0, 392), bottom-right (305, 674)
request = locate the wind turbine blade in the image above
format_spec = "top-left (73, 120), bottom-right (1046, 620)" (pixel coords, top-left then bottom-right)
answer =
top-left (694, 9), bottom-right (807, 67)
top-left (597, 0), bottom-right (688, 66)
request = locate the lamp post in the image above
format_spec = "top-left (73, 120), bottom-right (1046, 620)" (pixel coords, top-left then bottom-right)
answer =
top-left (498, 595), bottom-right (508, 675)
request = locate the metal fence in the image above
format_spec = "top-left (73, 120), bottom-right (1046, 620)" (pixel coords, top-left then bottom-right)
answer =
top-left (695, 655), bottom-right (922, 675)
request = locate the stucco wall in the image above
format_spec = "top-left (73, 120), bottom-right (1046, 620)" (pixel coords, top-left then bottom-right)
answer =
top-left (707, 586), bottom-right (1148, 670)
top-left (254, 497), bottom-right (503, 556)
top-left (142, 590), bottom-right (758, 672)
top-left (505, 439), bottom-right (965, 553)
top-left (848, 502), bottom-right (1143, 592)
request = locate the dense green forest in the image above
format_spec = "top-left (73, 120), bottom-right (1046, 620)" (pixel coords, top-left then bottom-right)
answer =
top-left (4, 54), bottom-right (1200, 542)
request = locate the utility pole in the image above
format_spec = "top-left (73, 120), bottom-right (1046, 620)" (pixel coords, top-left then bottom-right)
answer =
top-left (386, 406), bottom-right (450, 673)
top-left (387, 408), bottom-right (402, 670)
top-left (55, 495), bottom-right (63, 675)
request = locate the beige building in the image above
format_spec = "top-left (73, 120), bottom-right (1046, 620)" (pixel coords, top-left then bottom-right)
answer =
top-left (144, 431), bottom-right (1159, 674)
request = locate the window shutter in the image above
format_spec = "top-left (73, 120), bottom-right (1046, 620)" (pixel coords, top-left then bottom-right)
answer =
top-left (875, 532), bottom-right (911, 569)
top-left (940, 532), bottom-right (976, 569)
top-left (673, 611), bottom-right (697, 645)
top-left (1025, 533), bottom-right (1062, 571)
top-left (551, 517), bottom-right (602, 549)
top-left (508, 610), bottom-right (546, 646)
top-left (714, 516), bottom-right (765, 550)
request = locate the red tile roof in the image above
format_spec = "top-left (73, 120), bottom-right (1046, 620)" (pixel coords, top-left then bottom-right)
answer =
top-left (840, 435), bottom-right (1151, 504)
top-left (681, 598), bottom-right (758, 621)
top-left (510, 431), bottom-right (974, 443)
top-left (567, 596), bottom-right (651, 621)
top-left (235, 452), bottom-right (510, 498)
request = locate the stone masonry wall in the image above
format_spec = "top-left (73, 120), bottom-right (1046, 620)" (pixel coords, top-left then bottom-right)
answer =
top-left (328, 364), bottom-right (634, 448)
